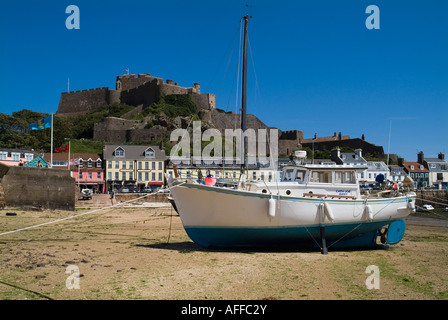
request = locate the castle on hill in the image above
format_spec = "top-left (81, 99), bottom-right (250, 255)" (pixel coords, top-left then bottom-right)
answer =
top-left (56, 73), bottom-right (215, 116)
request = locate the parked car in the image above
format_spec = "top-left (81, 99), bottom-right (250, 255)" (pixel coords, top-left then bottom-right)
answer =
top-left (442, 207), bottom-right (448, 212)
top-left (422, 204), bottom-right (434, 211)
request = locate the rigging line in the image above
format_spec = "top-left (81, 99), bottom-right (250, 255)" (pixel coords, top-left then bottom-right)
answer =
top-left (205, 24), bottom-right (241, 93)
top-left (0, 279), bottom-right (54, 300)
top-left (0, 192), bottom-right (156, 237)
top-left (415, 197), bottom-right (448, 206)
top-left (214, 24), bottom-right (242, 103)
top-left (304, 225), bottom-right (322, 250)
top-left (327, 223), bottom-right (364, 249)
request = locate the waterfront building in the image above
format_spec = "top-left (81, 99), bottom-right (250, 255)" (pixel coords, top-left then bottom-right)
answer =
top-left (103, 144), bottom-right (166, 192)
top-left (400, 158), bottom-right (430, 189)
top-left (0, 148), bottom-right (40, 167)
top-left (419, 152), bottom-right (448, 190)
top-left (43, 153), bottom-right (105, 193)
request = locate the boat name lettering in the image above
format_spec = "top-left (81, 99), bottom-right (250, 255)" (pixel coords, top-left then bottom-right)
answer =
top-left (336, 190), bottom-right (351, 195)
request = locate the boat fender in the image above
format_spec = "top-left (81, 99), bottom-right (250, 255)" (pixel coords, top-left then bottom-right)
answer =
top-left (323, 201), bottom-right (334, 222)
top-left (364, 204), bottom-right (374, 221)
top-left (268, 197), bottom-right (276, 218)
top-left (407, 200), bottom-right (415, 211)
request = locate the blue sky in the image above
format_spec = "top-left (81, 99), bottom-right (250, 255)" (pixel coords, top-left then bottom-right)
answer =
top-left (0, 0), bottom-right (447, 161)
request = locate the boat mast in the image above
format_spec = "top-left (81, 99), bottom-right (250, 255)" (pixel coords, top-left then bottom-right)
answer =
top-left (240, 14), bottom-right (251, 174)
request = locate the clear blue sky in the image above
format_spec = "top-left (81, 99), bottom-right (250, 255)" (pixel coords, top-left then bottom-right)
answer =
top-left (0, 0), bottom-right (447, 161)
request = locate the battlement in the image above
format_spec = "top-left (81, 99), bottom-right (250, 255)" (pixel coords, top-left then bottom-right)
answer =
top-left (57, 72), bottom-right (215, 116)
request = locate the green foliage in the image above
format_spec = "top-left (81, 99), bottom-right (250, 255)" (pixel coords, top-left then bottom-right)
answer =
top-left (69, 139), bottom-right (103, 154)
top-left (69, 103), bottom-right (134, 139)
top-left (143, 94), bottom-right (197, 118)
top-left (0, 104), bottom-right (133, 152)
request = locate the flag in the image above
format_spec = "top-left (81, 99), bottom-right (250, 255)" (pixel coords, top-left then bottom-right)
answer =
top-left (29, 115), bottom-right (52, 131)
top-left (55, 143), bottom-right (69, 153)
top-left (70, 158), bottom-right (80, 165)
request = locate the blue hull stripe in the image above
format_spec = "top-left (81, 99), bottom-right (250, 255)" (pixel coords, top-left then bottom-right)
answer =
top-left (184, 220), bottom-right (395, 249)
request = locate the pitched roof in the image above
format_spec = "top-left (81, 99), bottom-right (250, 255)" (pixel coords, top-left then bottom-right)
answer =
top-left (403, 161), bottom-right (429, 172)
top-left (103, 145), bottom-right (166, 160)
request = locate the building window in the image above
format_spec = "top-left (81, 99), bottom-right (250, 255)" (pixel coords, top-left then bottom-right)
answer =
top-left (145, 172), bottom-right (149, 181)
top-left (97, 172), bottom-right (101, 179)
top-left (152, 162), bottom-right (155, 170)
top-left (115, 161), bottom-right (119, 169)
top-left (145, 148), bottom-right (155, 158)
top-left (152, 172), bottom-right (156, 180)
top-left (122, 172), bottom-right (126, 180)
top-left (122, 162), bottom-right (126, 169)
top-left (158, 162), bottom-right (162, 170)
top-left (129, 161), bottom-right (133, 169)
top-left (158, 172), bottom-right (162, 181)
top-left (12, 153), bottom-right (20, 161)
top-left (88, 172), bottom-right (92, 179)
top-left (129, 172), bottom-right (133, 180)
top-left (115, 147), bottom-right (125, 157)
top-left (25, 153), bottom-right (34, 161)
top-left (88, 159), bottom-right (92, 168)
top-left (108, 172), bottom-right (112, 180)
top-left (0, 152), bottom-right (7, 160)
top-left (115, 172), bottom-right (119, 180)
top-left (97, 159), bottom-right (102, 168)
top-left (138, 172), bottom-right (142, 181)
top-left (145, 162), bottom-right (149, 170)
top-left (138, 162), bottom-right (142, 170)
top-left (108, 161), bottom-right (112, 169)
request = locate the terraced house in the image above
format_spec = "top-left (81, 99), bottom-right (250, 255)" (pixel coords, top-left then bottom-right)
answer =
top-left (103, 144), bottom-right (166, 192)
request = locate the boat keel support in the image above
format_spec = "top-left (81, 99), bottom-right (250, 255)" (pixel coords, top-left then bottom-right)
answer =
top-left (320, 226), bottom-right (328, 254)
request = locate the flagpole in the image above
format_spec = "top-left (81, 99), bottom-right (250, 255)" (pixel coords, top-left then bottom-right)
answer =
top-left (68, 140), bottom-right (71, 171)
top-left (50, 113), bottom-right (53, 168)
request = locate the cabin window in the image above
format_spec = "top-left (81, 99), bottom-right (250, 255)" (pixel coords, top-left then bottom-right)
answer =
top-left (295, 171), bottom-right (305, 181)
top-left (283, 169), bottom-right (294, 181)
top-left (334, 171), bottom-right (356, 184)
top-left (310, 171), bottom-right (332, 183)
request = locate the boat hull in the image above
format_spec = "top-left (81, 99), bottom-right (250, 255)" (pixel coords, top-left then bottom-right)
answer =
top-left (170, 183), bottom-right (415, 250)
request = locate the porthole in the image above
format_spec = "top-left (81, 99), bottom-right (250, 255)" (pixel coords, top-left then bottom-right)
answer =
top-left (262, 189), bottom-right (267, 193)
top-left (286, 190), bottom-right (291, 195)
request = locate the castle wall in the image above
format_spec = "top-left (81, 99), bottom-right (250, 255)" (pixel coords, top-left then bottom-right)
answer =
top-left (191, 93), bottom-right (215, 111)
top-left (57, 87), bottom-right (111, 116)
top-left (120, 79), bottom-right (162, 108)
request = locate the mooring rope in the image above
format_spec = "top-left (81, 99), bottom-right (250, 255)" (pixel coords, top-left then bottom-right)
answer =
top-left (0, 192), bottom-right (157, 237)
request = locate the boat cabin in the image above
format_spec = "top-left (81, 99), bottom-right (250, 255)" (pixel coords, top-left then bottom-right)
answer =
top-left (247, 164), bottom-right (367, 199)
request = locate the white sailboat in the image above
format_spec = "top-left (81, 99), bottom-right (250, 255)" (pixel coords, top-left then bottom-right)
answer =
top-left (167, 16), bottom-right (416, 253)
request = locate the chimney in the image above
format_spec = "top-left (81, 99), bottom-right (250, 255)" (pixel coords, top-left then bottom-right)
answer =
top-left (438, 152), bottom-right (445, 160)
top-left (338, 132), bottom-right (342, 140)
top-left (330, 147), bottom-right (341, 164)
top-left (166, 79), bottom-right (173, 85)
top-left (417, 151), bottom-right (424, 164)
top-left (362, 134), bottom-right (365, 141)
top-left (314, 133), bottom-right (317, 139)
top-left (398, 157), bottom-right (404, 167)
